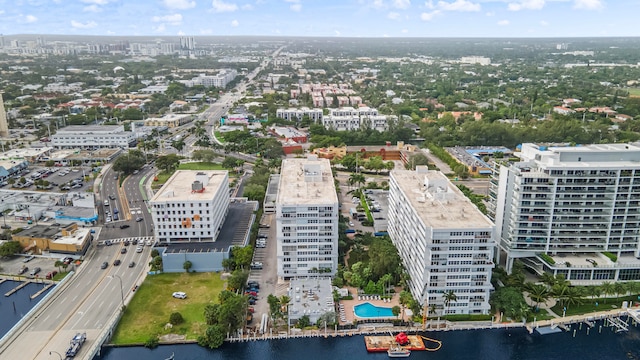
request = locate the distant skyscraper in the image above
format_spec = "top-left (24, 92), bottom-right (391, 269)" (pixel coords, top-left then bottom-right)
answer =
top-left (180, 36), bottom-right (195, 50)
top-left (0, 34), bottom-right (4, 48)
top-left (0, 92), bottom-right (9, 138)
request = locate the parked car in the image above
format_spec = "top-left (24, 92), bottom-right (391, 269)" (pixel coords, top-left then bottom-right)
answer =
top-left (71, 183), bottom-right (82, 189)
top-left (250, 262), bottom-right (263, 270)
top-left (101, 262), bottom-right (109, 269)
top-left (63, 257), bottom-right (74, 265)
top-left (247, 281), bottom-right (260, 289)
top-left (45, 271), bottom-right (58, 279)
top-left (172, 291), bottom-right (187, 299)
top-left (30, 267), bottom-right (41, 276)
top-left (18, 266), bottom-right (28, 275)
top-left (23, 255), bottom-right (35, 263)
top-left (113, 213), bottom-right (119, 221)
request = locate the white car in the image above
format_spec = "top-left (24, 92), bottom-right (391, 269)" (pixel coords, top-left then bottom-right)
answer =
top-left (136, 246), bottom-right (143, 253)
top-left (146, 240), bottom-right (153, 246)
top-left (105, 216), bottom-right (112, 222)
top-left (172, 292), bottom-right (187, 299)
top-left (349, 222), bottom-right (354, 227)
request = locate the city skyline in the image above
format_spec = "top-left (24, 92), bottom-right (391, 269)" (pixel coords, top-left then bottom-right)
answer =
top-left (0, 0), bottom-right (635, 38)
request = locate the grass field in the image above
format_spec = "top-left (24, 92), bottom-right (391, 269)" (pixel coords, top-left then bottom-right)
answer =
top-left (111, 272), bottom-right (225, 344)
top-left (551, 294), bottom-right (637, 316)
top-left (627, 88), bottom-right (640, 97)
top-left (178, 162), bottom-right (224, 171)
top-left (151, 171), bottom-right (173, 190)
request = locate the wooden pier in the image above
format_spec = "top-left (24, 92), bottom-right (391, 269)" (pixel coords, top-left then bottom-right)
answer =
top-left (30, 283), bottom-right (55, 300)
top-left (4, 280), bottom-right (31, 297)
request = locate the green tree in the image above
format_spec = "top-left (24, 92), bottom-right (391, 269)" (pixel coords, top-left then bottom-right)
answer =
top-left (527, 284), bottom-right (550, 309)
top-left (183, 260), bottom-right (192, 273)
top-left (169, 312), bottom-right (184, 325)
top-left (156, 154), bottom-right (181, 173)
top-left (113, 150), bottom-right (146, 175)
top-left (227, 269), bottom-right (249, 292)
top-left (231, 246), bottom-right (253, 268)
top-left (172, 138), bottom-right (186, 154)
top-left (198, 324), bottom-right (225, 349)
top-left (0, 241), bottom-right (23, 257)
top-left (297, 315), bottom-right (311, 328)
top-left (54, 260), bottom-right (63, 273)
top-left (443, 290), bottom-right (458, 315)
top-left (600, 281), bottom-right (615, 303)
top-left (392, 305), bottom-right (401, 319)
top-left (204, 304), bottom-right (221, 325)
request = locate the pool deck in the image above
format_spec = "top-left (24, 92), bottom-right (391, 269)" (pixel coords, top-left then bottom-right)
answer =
top-left (339, 286), bottom-right (403, 325)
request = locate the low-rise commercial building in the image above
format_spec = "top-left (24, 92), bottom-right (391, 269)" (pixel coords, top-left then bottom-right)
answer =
top-left (51, 125), bottom-right (136, 149)
top-left (13, 223), bottom-right (92, 255)
top-left (144, 113), bottom-right (193, 128)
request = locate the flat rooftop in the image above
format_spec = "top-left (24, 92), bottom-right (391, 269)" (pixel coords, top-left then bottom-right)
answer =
top-left (391, 168), bottom-right (493, 229)
top-left (520, 143), bottom-right (640, 168)
top-left (277, 157), bottom-right (337, 205)
top-left (288, 277), bottom-right (335, 319)
top-left (54, 228), bottom-right (90, 246)
top-left (15, 225), bottom-right (61, 238)
top-left (56, 125), bottom-right (124, 133)
top-left (151, 170), bottom-right (229, 203)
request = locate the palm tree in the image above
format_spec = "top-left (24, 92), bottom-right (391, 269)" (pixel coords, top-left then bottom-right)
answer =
top-left (600, 281), bottom-right (615, 303)
top-left (551, 283), bottom-right (570, 308)
top-left (442, 290), bottom-right (457, 315)
top-left (528, 284), bottom-right (550, 309)
top-left (564, 287), bottom-right (584, 310)
top-left (586, 285), bottom-right (602, 300)
top-left (54, 260), bottom-right (63, 273)
top-left (613, 282), bottom-right (627, 298)
top-left (279, 295), bottom-right (291, 319)
top-left (348, 173), bottom-right (365, 189)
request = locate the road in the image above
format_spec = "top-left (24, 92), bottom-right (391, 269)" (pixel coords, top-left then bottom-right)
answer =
top-left (0, 167), bottom-right (156, 360)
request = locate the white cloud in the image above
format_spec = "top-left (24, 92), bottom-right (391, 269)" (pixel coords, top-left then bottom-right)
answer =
top-left (199, 29), bottom-right (213, 34)
top-left (80, 0), bottom-right (111, 4)
top-left (0, 10), bottom-right (5, 15)
top-left (24, 15), bottom-right (38, 23)
top-left (573, 0), bottom-right (603, 10)
top-left (241, 4), bottom-right (254, 10)
top-left (290, 3), bottom-right (302, 11)
top-left (153, 24), bottom-right (166, 32)
top-left (152, 13), bottom-right (183, 25)
top-left (388, 11), bottom-right (400, 19)
top-left (436, 0), bottom-right (480, 12)
top-left (508, 0), bottom-right (545, 11)
top-left (485, 11), bottom-right (494, 16)
top-left (401, 28), bottom-right (408, 33)
top-left (393, 0), bottom-right (411, 9)
top-left (178, 30), bottom-right (186, 35)
top-left (420, 10), bottom-right (440, 20)
top-left (497, 19), bottom-right (510, 25)
top-left (334, 30), bottom-right (341, 36)
top-left (425, 0), bottom-right (434, 9)
top-left (83, 5), bottom-right (102, 12)
top-left (71, 20), bottom-right (97, 29)
top-left (211, 0), bottom-right (238, 12)
top-left (163, 0), bottom-right (196, 9)
top-left (106, 30), bottom-right (115, 35)
top-left (540, 20), bottom-right (549, 26)
top-left (231, 19), bottom-right (239, 27)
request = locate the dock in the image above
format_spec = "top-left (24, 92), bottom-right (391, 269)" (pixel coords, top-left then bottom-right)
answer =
top-left (364, 334), bottom-right (425, 352)
top-left (526, 308), bottom-right (630, 334)
top-left (30, 283), bottom-right (54, 300)
top-left (4, 280), bottom-right (31, 297)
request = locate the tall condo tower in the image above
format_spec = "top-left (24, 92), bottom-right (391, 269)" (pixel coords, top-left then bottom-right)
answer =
top-left (0, 92), bottom-right (9, 138)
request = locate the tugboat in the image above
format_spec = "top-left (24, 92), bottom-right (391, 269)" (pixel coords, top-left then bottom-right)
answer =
top-left (387, 344), bottom-right (411, 358)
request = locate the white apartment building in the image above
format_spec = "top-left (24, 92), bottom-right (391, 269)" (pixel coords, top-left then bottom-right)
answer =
top-left (276, 156), bottom-right (339, 279)
top-left (188, 69), bottom-right (238, 89)
top-left (150, 170), bottom-right (230, 243)
top-left (276, 107), bottom-right (324, 123)
top-left (490, 143), bottom-right (640, 284)
top-left (388, 167), bottom-right (495, 315)
top-left (322, 107), bottom-right (388, 132)
top-left (51, 125), bottom-right (136, 149)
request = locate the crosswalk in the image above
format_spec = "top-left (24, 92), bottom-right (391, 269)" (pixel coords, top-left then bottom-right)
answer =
top-left (99, 236), bottom-right (155, 246)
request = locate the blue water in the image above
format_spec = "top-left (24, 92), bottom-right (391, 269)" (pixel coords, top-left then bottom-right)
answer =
top-left (96, 322), bottom-right (640, 360)
top-left (354, 302), bottom-right (394, 318)
top-left (0, 280), bottom-right (54, 338)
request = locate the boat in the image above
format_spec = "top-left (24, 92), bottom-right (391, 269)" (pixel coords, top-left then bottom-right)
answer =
top-left (387, 345), bottom-right (411, 358)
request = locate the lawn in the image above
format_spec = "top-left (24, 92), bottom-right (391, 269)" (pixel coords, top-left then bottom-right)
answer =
top-left (551, 295), bottom-right (638, 317)
top-left (111, 272), bottom-right (225, 344)
top-left (627, 88), bottom-right (640, 97)
top-left (178, 162), bottom-right (224, 171)
top-left (151, 171), bottom-right (173, 190)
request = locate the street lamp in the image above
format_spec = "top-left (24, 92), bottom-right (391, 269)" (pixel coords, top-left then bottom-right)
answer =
top-left (49, 351), bottom-right (63, 360)
top-left (109, 274), bottom-right (124, 309)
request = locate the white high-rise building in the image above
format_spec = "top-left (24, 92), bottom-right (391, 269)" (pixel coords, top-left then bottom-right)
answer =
top-left (150, 170), bottom-right (230, 244)
top-left (276, 156), bottom-right (339, 279)
top-left (388, 167), bottom-right (495, 315)
top-left (490, 143), bottom-right (640, 284)
top-left (0, 92), bottom-right (8, 138)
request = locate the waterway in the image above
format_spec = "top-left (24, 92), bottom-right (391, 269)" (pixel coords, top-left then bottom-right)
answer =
top-left (0, 279), bottom-right (54, 338)
top-left (97, 319), bottom-right (640, 360)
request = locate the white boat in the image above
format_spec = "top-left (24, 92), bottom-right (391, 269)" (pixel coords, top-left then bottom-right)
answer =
top-left (387, 345), bottom-right (411, 358)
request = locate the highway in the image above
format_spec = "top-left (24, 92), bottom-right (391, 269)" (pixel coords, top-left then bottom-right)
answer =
top-left (0, 166), bottom-right (156, 360)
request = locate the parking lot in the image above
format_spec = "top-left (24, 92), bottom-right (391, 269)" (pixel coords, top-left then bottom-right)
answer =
top-left (1, 165), bottom-right (95, 193)
top-left (247, 213), bottom-right (282, 318)
top-left (0, 253), bottom-right (74, 279)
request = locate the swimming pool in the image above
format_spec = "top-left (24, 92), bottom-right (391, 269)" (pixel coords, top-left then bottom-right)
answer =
top-left (354, 302), bottom-right (394, 318)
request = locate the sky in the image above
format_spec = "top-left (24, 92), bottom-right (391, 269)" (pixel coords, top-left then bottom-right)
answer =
top-left (0, 0), bottom-right (637, 38)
